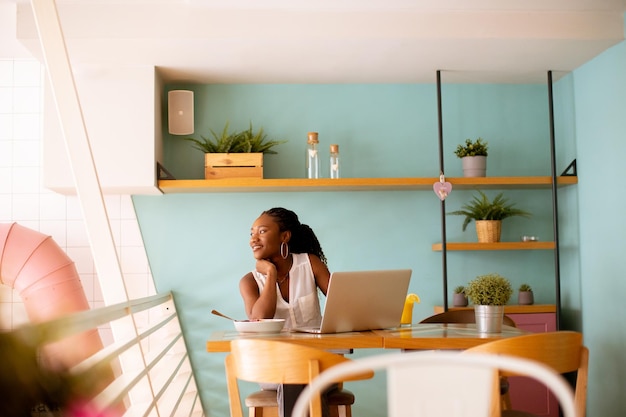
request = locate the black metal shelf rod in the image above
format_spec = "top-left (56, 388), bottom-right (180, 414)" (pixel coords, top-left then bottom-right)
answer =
top-left (547, 70), bottom-right (562, 329)
top-left (436, 70), bottom-right (449, 311)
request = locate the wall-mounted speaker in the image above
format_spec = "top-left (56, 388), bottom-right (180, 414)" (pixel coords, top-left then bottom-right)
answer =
top-left (168, 90), bottom-right (194, 135)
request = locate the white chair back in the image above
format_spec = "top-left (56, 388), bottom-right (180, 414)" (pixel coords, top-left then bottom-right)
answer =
top-left (292, 350), bottom-right (577, 417)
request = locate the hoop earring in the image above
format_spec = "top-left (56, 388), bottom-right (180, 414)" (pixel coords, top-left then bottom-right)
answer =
top-left (280, 242), bottom-right (289, 259)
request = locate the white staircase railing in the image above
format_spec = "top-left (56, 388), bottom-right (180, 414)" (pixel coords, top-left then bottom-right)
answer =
top-left (7, 292), bottom-right (204, 417)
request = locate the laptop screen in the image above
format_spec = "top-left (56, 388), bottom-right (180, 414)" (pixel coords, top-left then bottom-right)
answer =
top-left (295, 269), bottom-right (412, 334)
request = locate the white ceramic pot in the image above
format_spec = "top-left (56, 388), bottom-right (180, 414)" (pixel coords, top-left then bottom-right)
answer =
top-left (461, 155), bottom-right (487, 177)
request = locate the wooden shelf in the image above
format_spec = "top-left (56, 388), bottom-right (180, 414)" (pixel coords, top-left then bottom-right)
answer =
top-left (432, 241), bottom-right (556, 251)
top-left (434, 304), bottom-right (557, 314)
top-left (157, 176), bottom-right (577, 194)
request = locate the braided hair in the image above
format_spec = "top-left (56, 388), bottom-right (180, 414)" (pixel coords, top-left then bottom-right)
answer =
top-left (262, 207), bottom-right (327, 265)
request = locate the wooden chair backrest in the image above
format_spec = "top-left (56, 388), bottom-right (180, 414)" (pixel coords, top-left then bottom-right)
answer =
top-left (466, 331), bottom-right (588, 417)
top-left (225, 339), bottom-right (373, 417)
top-left (420, 309), bottom-right (517, 327)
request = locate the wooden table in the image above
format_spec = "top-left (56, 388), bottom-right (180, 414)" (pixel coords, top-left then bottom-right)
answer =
top-left (206, 323), bottom-right (527, 353)
top-left (206, 329), bottom-right (384, 353)
top-left (373, 323), bottom-right (527, 350)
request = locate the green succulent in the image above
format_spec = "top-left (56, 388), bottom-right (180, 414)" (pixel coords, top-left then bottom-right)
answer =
top-left (465, 273), bottom-right (513, 306)
top-left (454, 138), bottom-right (489, 158)
top-left (454, 285), bottom-right (466, 294)
top-left (519, 283), bottom-right (533, 292)
top-left (184, 122), bottom-right (286, 154)
top-left (448, 190), bottom-right (531, 231)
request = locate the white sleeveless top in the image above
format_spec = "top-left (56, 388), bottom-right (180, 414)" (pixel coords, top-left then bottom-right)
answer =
top-left (251, 252), bottom-right (322, 330)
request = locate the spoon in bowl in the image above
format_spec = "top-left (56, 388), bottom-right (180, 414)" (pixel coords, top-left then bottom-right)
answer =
top-left (211, 309), bottom-right (238, 322)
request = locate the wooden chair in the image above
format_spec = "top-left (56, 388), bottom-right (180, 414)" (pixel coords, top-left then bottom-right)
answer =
top-left (420, 309), bottom-right (517, 327)
top-left (466, 331), bottom-right (588, 417)
top-left (291, 350), bottom-right (577, 417)
top-left (243, 388), bottom-right (356, 417)
top-left (225, 339), bottom-right (373, 417)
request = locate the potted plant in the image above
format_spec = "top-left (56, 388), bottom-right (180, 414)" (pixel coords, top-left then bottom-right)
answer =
top-left (452, 285), bottom-right (468, 307)
top-left (454, 137), bottom-right (488, 177)
top-left (448, 190), bottom-right (531, 243)
top-left (465, 273), bottom-right (513, 333)
top-left (184, 122), bottom-right (286, 179)
top-left (518, 283), bottom-right (534, 305)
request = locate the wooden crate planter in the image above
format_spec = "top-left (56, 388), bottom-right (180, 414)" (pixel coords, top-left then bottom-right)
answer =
top-left (204, 153), bottom-right (263, 179)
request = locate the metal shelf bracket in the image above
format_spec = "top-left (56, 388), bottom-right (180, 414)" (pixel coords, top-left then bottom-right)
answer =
top-left (561, 159), bottom-right (577, 177)
top-left (157, 162), bottom-right (176, 180)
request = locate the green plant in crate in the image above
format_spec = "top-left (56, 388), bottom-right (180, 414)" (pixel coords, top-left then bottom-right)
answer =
top-left (184, 121), bottom-right (286, 154)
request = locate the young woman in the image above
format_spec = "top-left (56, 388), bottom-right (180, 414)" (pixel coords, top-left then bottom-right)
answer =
top-left (239, 207), bottom-right (332, 417)
top-left (240, 207), bottom-right (331, 329)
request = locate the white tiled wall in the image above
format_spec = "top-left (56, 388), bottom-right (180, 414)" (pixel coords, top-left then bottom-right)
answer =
top-left (0, 59), bottom-right (155, 331)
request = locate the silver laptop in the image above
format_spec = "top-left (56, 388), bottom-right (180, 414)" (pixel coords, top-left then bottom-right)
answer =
top-left (292, 269), bottom-right (412, 334)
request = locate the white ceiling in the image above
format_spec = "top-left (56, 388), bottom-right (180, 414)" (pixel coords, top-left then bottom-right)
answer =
top-left (8, 0), bottom-right (626, 83)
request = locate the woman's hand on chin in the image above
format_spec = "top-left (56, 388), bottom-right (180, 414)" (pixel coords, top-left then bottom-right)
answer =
top-left (255, 259), bottom-right (277, 278)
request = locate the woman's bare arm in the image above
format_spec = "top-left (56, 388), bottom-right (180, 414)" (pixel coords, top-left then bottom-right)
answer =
top-left (239, 260), bottom-right (280, 319)
top-left (309, 254), bottom-right (331, 295)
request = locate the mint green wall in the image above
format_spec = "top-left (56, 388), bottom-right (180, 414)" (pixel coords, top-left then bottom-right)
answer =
top-left (134, 82), bottom-right (572, 416)
top-left (571, 36), bottom-right (626, 417)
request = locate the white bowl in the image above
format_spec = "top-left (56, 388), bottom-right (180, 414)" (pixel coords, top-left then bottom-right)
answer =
top-left (233, 319), bottom-right (285, 333)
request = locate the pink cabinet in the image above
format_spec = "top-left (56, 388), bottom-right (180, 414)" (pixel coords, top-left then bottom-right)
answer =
top-left (507, 312), bottom-right (558, 417)
top-left (508, 312), bottom-right (556, 333)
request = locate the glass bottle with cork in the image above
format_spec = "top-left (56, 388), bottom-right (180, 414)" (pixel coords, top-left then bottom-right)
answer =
top-left (306, 132), bottom-right (320, 179)
top-left (329, 144), bottom-right (340, 179)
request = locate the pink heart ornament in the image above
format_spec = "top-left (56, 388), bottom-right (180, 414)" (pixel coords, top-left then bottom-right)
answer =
top-left (433, 181), bottom-right (452, 201)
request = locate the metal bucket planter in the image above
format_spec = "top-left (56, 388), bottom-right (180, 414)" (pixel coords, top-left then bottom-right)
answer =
top-left (474, 305), bottom-right (505, 333)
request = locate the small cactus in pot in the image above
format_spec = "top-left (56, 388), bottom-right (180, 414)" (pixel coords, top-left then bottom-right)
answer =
top-left (518, 283), bottom-right (534, 305)
top-left (452, 285), bottom-right (468, 307)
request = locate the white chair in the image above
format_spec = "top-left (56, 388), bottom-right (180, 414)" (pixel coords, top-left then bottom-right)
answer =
top-left (291, 350), bottom-right (577, 417)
